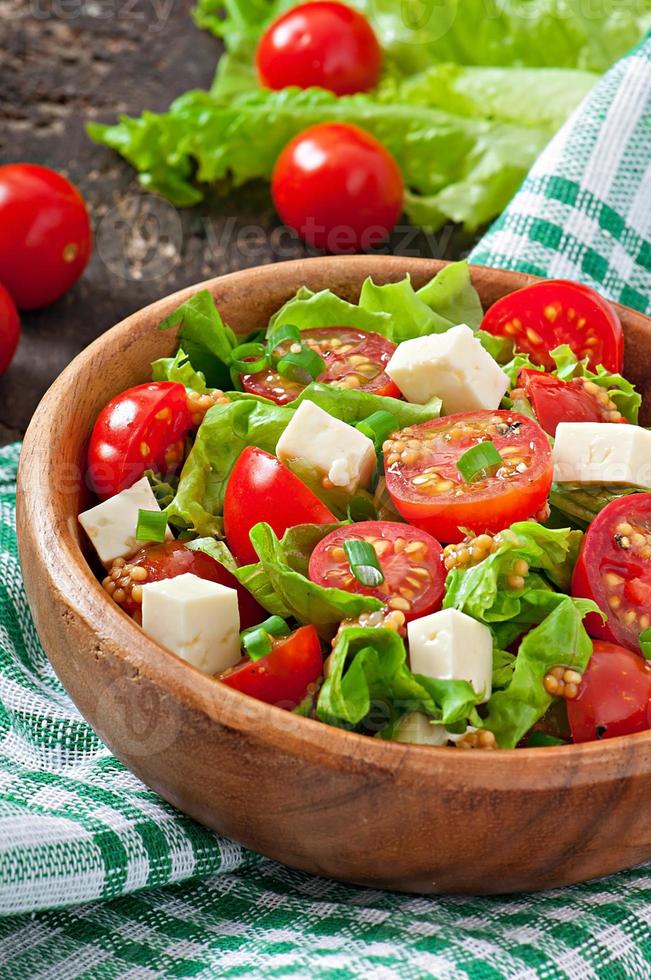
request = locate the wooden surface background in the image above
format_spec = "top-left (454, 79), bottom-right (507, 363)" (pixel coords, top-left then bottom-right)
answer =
top-left (0, 0), bottom-right (478, 445)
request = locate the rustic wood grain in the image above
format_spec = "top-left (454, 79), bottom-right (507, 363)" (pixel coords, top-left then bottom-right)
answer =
top-left (0, 4), bottom-right (477, 442)
top-left (16, 256), bottom-right (651, 894)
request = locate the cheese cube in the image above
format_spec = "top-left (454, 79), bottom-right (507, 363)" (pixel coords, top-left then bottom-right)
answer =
top-left (276, 399), bottom-right (376, 494)
top-left (78, 476), bottom-right (172, 566)
top-left (553, 423), bottom-right (651, 486)
top-left (392, 712), bottom-right (449, 746)
top-left (386, 324), bottom-right (509, 412)
top-left (408, 608), bottom-right (492, 703)
top-left (141, 572), bottom-right (241, 674)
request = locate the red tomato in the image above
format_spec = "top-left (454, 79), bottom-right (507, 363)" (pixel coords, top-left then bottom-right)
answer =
top-left (272, 123), bottom-right (404, 253)
top-left (224, 447), bottom-right (336, 566)
top-left (384, 411), bottom-right (553, 544)
top-left (107, 540), bottom-right (264, 630)
top-left (309, 521), bottom-right (445, 622)
top-left (220, 625), bottom-right (322, 708)
top-left (481, 280), bottom-right (623, 373)
top-left (0, 164), bottom-right (92, 309)
top-left (572, 494), bottom-right (651, 652)
top-left (567, 640), bottom-right (651, 743)
top-left (256, 1), bottom-right (381, 96)
top-left (88, 382), bottom-right (192, 500)
top-left (0, 284), bottom-right (20, 375)
top-left (515, 369), bottom-right (627, 436)
top-left (242, 327), bottom-right (400, 405)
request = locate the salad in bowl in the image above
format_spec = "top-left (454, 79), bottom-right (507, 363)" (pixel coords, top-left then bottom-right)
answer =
top-left (77, 261), bottom-right (651, 751)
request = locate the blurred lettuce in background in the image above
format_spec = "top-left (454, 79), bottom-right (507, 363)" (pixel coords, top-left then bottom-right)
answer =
top-left (89, 0), bottom-right (651, 232)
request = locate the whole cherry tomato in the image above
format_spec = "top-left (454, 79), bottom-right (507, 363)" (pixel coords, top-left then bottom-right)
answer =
top-left (256, 1), bottom-right (382, 96)
top-left (272, 123), bottom-right (404, 253)
top-left (0, 284), bottom-right (20, 375)
top-left (0, 163), bottom-right (92, 309)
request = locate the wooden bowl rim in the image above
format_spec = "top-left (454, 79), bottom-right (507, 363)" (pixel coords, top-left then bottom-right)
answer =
top-left (19, 255), bottom-right (651, 788)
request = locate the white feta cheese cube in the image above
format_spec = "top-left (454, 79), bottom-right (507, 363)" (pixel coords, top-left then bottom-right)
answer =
top-left (276, 399), bottom-right (376, 494)
top-left (141, 572), bottom-right (241, 674)
top-left (408, 607), bottom-right (492, 703)
top-left (78, 476), bottom-right (172, 566)
top-left (553, 423), bottom-right (651, 486)
top-left (386, 323), bottom-right (509, 413)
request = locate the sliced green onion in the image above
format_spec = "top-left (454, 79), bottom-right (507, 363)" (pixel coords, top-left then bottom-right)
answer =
top-left (266, 323), bottom-right (301, 356)
top-left (343, 538), bottom-right (384, 587)
top-left (241, 628), bottom-right (273, 661)
top-left (277, 348), bottom-right (326, 385)
top-left (527, 732), bottom-right (567, 748)
top-left (135, 508), bottom-right (168, 543)
top-left (230, 341), bottom-right (268, 375)
top-left (242, 615), bottom-right (291, 640)
top-left (639, 628), bottom-right (651, 660)
top-left (356, 411), bottom-right (398, 448)
top-left (457, 441), bottom-right (503, 482)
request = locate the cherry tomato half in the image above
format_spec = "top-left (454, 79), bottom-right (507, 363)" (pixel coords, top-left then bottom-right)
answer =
top-left (309, 521), bottom-right (445, 622)
top-left (0, 164), bottom-right (92, 309)
top-left (0, 284), bottom-right (20, 375)
top-left (220, 624), bottom-right (322, 709)
top-left (224, 447), bottom-right (336, 566)
top-left (256, 1), bottom-right (382, 96)
top-left (384, 411), bottom-right (553, 544)
top-left (88, 382), bottom-right (192, 500)
top-left (567, 640), bottom-right (651, 743)
top-left (242, 327), bottom-right (400, 405)
top-left (481, 280), bottom-right (623, 373)
top-left (106, 540), bottom-right (264, 630)
top-left (272, 123), bottom-right (404, 253)
top-left (572, 494), bottom-right (651, 652)
top-left (515, 369), bottom-right (627, 437)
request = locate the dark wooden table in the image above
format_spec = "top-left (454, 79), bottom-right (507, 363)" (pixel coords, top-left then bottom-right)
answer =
top-left (1, 0), bottom-right (477, 444)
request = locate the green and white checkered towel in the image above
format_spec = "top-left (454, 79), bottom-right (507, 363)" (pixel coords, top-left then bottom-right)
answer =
top-left (1, 36), bottom-right (650, 979)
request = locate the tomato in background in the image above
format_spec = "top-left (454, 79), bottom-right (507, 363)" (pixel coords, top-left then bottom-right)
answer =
top-left (106, 540), bottom-right (264, 630)
top-left (256, 2), bottom-right (382, 96)
top-left (224, 447), bottom-right (336, 566)
top-left (516, 369), bottom-right (626, 436)
top-left (384, 411), bottom-right (553, 543)
top-left (567, 640), bottom-right (651, 743)
top-left (220, 625), bottom-right (323, 708)
top-left (572, 494), bottom-right (651, 652)
top-left (309, 521), bottom-right (445, 622)
top-left (0, 164), bottom-right (92, 309)
top-left (88, 382), bottom-right (192, 500)
top-left (481, 280), bottom-right (623, 373)
top-left (272, 123), bottom-right (404, 253)
top-left (241, 327), bottom-right (400, 405)
top-left (0, 284), bottom-right (20, 375)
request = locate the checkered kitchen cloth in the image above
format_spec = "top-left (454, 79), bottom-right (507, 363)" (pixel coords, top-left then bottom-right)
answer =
top-left (1, 37), bottom-right (650, 980)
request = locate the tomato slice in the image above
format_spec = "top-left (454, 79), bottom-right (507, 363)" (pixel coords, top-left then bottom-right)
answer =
top-left (224, 447), bottom-right (336, 566)
top-left (481, 280), bottom-right (623, 372)
top-left (308, 521), bottom-right (444, 621)
top-left (220, 625), bottom-right (322, 708)
top-left (567, 640), bottom-right (651, 743)
top-left (104, 540), bottom-right (264, 630)
top-left (516, 369), bottom-right (627, 436)
top-left (383, 411), bottom-right (553, 544)
top-left (88, 382), bottom-right (192, 500)
top-left (241, 327), bottom-right (399, 405)
top-left (572, 494), bottom-right (651, 652)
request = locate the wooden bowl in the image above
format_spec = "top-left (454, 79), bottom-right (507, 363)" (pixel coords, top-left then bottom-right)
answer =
top-left (16, 256), bottom-right (651, 894)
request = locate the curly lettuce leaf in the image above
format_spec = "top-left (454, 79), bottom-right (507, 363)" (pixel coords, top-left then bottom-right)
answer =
top-left (159, 290), bottom-right (238, 390)
top-left (316, 626), bottom-right (482, 731)
top-left (235, 524), bottom-right (382, 634)
top-left (151, 347), bottom-right (209, 393)
top-left (484, 597), bottom-right (598, 748)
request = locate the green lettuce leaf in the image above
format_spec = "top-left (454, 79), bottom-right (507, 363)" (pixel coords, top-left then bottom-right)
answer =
top-left (235, 524), bottom-right (383, 634)
top-left (548, 484), bottom-right (651, 531)
top-left (151, 347), bottom-right (209, 393)
top-left (484, 597), bottom-right (598, 748)
top-left (168, 384), bottom-right (441, 534)
top-left (415, 258), bottom-right (484, 329)
top-left (316, 625), bottom-right (482, 731)
top-left (159, 289), bottom-right (238, 389)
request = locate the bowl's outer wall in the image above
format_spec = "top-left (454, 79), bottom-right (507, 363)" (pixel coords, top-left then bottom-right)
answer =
top-left (16, 257), bottom-right (651, 894)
